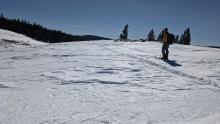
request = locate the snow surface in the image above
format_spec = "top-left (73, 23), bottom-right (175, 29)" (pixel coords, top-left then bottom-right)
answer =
top-left (0, 29), bottom-right (45, 47)
top-left (0, 39), bottom-right (220, 124)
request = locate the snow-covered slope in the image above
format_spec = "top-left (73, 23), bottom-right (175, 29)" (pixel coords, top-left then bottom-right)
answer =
top-left (0, 29), bottom-right (45, 47)
top-left (0, 40), bottom-right (220, 124)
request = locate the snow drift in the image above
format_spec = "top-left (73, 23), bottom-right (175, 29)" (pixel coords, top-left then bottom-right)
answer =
top-left (0, 29), bottom-right (45, 47)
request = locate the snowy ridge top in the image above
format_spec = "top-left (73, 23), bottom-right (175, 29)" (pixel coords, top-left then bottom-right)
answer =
top-left (0, 29), bottom-right (45, 46)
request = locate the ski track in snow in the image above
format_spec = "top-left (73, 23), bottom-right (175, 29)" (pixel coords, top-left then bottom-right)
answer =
top-left (0, 40), bottom-right (220, 124)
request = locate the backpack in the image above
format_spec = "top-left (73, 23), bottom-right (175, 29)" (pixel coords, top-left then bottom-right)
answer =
top-left (168, 33), bottom-right (175, 44)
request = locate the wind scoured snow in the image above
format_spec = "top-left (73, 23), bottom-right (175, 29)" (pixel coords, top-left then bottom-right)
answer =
top-left (0, 29), bottom-right (45, 47)
top-left (0, 40), bottom-right (220, 124)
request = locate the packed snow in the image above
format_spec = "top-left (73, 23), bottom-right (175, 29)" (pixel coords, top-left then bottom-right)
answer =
top-left (0, 34), bottom-right (220, 123)
top-left (0, 29), bottom-right (45, 47)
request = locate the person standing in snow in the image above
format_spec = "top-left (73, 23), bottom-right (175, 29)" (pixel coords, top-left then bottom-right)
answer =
top-left (161, 28), bottom-right (170, 60)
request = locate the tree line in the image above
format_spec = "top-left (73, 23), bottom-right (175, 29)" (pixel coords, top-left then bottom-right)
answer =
top-left (119, 24), bottom-right (191, 45)
top-left (0, 14), bottom-right (110, 43)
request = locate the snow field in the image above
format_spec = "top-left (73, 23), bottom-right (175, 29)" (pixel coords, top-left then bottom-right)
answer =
top-left (0, 37), bottom-right (220, 123)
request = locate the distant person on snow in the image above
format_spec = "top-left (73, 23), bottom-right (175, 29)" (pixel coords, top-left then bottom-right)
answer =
top-left (161, 28), bottom-right (169, 60)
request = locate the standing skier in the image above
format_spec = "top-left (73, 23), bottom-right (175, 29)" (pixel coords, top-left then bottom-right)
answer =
top-left (161, 28), bottom-right (169, 60)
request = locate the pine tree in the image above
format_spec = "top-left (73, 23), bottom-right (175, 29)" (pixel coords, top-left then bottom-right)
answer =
top-left (186, 28), bottom-right (191, 45)
top-left (147, 29), bottom-right (156, 41)
top-left (120, 24), bottom-right (129, 40)
top-left (179, 34), bottom-right (184, 44)
top-left (119, 34), bottom-right (123, 40)
top-left (157, 32), bottom-right (163, 41)
top-left (174, 35), bottom-right (179, 43)
top-left (182, 28), bottom-right (191, 45)
top-left (179, 28), bottom-right (191, 45)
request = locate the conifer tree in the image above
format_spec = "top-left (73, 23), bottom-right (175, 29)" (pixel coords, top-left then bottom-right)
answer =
top-left (147, 29), bottom-right (156, 41)
top-left (174, 35), bottom-right (179, 43)
top-left (185, 28), bottom-right (191, 45)
top-left (120, 24), bottom-right (129, 40)
top-left (179, 34), bottom-right (184, 44)
top-left (181, 28), bottom-right (191, 45)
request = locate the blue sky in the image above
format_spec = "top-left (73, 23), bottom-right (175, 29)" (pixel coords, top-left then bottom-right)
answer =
top-left (1, 0), bottom-right (220, 46)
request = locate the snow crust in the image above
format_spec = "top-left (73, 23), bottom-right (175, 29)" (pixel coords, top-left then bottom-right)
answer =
top-left (0, 40), bottom-right (220, 124)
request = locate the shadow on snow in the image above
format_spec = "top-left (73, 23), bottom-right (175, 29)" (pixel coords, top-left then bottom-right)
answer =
top-left (165, 60), bottom-right (182, 67)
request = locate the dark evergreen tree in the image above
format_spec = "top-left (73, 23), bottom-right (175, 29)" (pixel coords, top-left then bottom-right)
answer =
top-left (147, 29), bottom-right (156, 41)
top-left (179, 34), bottom-right (184, 44)
top-left (123, 24), bottom-right (129, 39)
top-left (157, 33), bottom-right (162, 41)
top-left (184, 28), bottom-right (191, 45)
top-left (174, 35), bottom-right (179, 43)
top-left (179, 28), bottom-right (191, 45)
top-left (119, 34), bottom-right (123, 40)
top-left (120, 24), bottom-right (129, 40)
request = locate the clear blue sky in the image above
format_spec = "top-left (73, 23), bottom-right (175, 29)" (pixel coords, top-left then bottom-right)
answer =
top-left (1, 0), bottom-right (220, 46)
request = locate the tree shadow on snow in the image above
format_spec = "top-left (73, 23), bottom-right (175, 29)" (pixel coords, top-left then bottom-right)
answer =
top-left (165, 60), bottom-right (182, 67)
